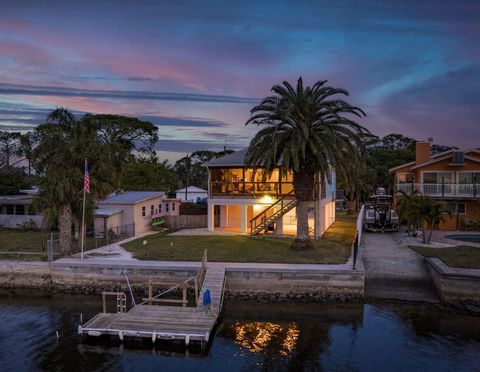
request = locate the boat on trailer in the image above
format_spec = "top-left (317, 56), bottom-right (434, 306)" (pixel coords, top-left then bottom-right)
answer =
top-left (364, 187), bottom-right (399, 232)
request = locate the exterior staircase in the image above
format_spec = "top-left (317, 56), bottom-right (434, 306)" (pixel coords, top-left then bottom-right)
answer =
top-left (249, 191), bottom-right (297, 236)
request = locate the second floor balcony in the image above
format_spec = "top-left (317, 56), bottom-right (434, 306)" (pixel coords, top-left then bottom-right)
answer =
top-left (396, 183), bottom-right (480, 198)
top-left (210, 181), bottom-right (296, 197)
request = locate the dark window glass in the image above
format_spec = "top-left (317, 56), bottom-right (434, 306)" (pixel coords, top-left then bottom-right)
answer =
top-left (15, 205), bottom-right (25, 215)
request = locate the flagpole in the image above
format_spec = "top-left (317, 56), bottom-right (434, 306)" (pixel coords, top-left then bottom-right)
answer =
top-left (81, 158), bottom-right (87, 260)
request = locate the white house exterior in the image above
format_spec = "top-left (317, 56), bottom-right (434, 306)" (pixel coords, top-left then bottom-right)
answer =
top-left (175, 186), bottom-right (208, 202)
top-left (204, 149), bottom-right (336, 238)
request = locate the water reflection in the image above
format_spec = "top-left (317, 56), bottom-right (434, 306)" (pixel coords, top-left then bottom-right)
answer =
top-left (1, 290), bottom-right (479, 371)
top-left (232, 321), bottom-right (300, 355)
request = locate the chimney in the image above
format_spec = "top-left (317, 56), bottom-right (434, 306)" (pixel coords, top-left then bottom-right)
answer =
top-left (415, 141), bottom-right (431, 164)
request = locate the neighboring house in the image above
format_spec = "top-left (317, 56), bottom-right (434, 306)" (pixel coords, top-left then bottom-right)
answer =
top-left (175, 186), bottom-right (208, 202)
top-left (95, 191), bottom-right (180, 235)
top-left (390, 142), bottom-right (480, 230)
top-left (0, 193), bottom-right (45, 228)
top-left (203, 149), bottom-right (336, 237)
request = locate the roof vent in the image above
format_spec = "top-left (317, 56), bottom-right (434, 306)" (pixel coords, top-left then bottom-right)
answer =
top-left (452, 151), bottom-right (464, 164)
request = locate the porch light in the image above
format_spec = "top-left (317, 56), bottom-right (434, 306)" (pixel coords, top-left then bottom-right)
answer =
top-left (259, 195), bottom-right (274, 204)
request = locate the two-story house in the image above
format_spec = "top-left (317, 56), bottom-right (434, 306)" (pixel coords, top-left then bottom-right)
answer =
top-left (390, 142), bottom-right (480, 230)
top-left (204, 149), bottom-right (336, 237)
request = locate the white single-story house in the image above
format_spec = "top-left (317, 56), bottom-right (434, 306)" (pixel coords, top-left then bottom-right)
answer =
top-left (0, 194), bottom-right (45, 228)
top-left (95, 191), bottom-right (180, 235)
top-left (175, 186), bottom-right (208, 202)
top-left (204, 149), bottom-right (336, 238)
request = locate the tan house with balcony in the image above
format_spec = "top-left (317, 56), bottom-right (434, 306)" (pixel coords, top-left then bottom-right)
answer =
top-left (204, 149), bottom-right (336, 237)
top-left (390, 142), bottom-right (480, 230)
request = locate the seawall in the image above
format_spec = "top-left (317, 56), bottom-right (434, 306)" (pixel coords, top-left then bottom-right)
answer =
top-left (0, 258), bottom-right (364, 301)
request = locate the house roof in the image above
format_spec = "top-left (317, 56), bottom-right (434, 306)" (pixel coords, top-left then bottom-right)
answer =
top-left (0, 194), bottom-right (33, 203)
top-left (203, 149), bottom-right (248, 167)
top-left (95, 208), bottom-right (122, 217)
top-left (176, 186), bottom-right (207, 193)
top-left (390, 148), bottom-right (480, 173)
top-left (98, 191), bottom-right (165, 205)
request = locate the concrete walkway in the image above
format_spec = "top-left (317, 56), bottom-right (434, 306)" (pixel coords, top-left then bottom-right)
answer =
top-left (363, 232), bottom-right (439, 302)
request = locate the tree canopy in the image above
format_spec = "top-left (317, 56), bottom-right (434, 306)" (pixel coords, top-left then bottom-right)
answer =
top-left (245, 77), bottom-right (367, 250)
top-left (31, 108), bottom-right (158, 254)
top-left (121, 154), bottom-right (177, 192)
top-left (175, 150), bottom-right (234, 190)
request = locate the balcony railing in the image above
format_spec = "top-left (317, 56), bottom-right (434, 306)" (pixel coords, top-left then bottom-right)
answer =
top-left (210, 181), bottom-right (296, 197)
top-left (396, 183), bottom-right (480, 198)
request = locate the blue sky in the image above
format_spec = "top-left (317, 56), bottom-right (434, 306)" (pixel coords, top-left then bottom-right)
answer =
top-left (0, 0), bottom-right (479, 160)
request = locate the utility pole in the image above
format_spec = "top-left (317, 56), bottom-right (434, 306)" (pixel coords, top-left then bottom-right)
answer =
top-left (185, 154), bottom-right (190, 202)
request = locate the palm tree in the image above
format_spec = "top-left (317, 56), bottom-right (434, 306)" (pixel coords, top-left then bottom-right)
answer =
top-left (31, 108), bottom-right (158, 254)
top-left (419, 197), bottom-right (448, 244)
top-left (395, 191), bottom-right (422, 236)
top-left (245, 78), bottom-right (367, 250)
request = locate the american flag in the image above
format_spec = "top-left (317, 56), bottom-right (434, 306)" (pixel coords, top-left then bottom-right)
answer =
top-left (83, 160), bottom-right (90, 193)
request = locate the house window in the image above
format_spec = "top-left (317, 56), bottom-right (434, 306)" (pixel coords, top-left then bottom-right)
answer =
top-left (458, 172), bottom-right (480, 184)
top-left (159, 204), bottom-right (162, 213)
top-left (166, 203), bottom-right (169, 212)
top-left (443, 202), bottom-right (466, 214)
top-left (397, 173), bottom-right (414, 183)
top-left (15, 205), bottom-right (25, 215)
top-left (142, 206), bottom-right (146, 217)
top-left (151, 205), bottom-right (154, 215)
top-left (423, 172), bottom-right (453, 184)
top-left (172, 203), bottom-right (175, 211)
top-left (6, 205), bottom-right (14, 215)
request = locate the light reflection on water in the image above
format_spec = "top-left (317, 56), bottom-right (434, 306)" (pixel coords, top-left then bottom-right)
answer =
top-left (0, 290), bottom-right (479, 371)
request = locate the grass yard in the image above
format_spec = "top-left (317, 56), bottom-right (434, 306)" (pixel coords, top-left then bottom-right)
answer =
top-left (122, 212), bottom-right (356, 264)
top-left (411, 245), bottom-right (480, 269)
top-left (0, 228), bottom-right (104, 260)
top-left (0, 228), bottom-right (50, 260)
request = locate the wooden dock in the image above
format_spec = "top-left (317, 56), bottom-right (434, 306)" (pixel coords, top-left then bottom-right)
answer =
top-left (78, 253), bottom-right (226, 346)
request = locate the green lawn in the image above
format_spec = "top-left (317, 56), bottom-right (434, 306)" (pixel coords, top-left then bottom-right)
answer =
top-left (411, 245), bottom-right (480, 269)
top-left (0, 228), bottom-right (105, 260)
top-left (122, 212), bottom-right (356, 264)
top-left (0, 228), bottom-right (50, 260)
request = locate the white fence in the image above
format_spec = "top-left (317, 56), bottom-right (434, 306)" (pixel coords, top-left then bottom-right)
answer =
top-left (396, 183), bottom-right (479, 198)
top-left (0, 215), bottom-right (45, 229)
top-left (356, 205), bottom-right (365, 243)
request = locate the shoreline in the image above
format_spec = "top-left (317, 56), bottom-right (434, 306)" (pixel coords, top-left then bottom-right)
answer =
top-left (0, 257), bottom-right (478, 314)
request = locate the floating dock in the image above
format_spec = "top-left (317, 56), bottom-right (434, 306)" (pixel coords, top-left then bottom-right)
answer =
top-left (79, 252), bottom-right (226, 346)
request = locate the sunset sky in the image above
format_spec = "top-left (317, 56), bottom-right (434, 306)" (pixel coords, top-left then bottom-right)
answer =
top-left (0, 0), bottom-right (479, 161)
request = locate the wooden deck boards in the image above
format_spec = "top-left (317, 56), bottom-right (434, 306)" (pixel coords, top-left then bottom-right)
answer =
top-left (79, 264), bottom-right (226, 345)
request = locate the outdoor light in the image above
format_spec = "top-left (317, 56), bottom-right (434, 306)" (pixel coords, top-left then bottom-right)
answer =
top-left (259, 195), bottom-right (274, 204)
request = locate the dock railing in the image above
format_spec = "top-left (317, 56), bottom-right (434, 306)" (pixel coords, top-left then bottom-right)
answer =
top-left (140, 249), bottom-right (208, 307)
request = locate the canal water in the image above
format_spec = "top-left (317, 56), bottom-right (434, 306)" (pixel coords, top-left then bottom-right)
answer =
top-left (0, 290), bottom-right (479, 371)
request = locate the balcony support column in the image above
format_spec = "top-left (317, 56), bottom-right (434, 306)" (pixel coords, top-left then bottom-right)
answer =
top-left (240, 204), bottom-right (247, 234)
top-left (207, 203), bottom-right (215, 231)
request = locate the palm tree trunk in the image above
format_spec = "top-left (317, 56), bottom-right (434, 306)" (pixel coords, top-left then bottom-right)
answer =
top-left (291, 167), bottom-right (315, 251)
top-left (58, 204), bottom-right (72, 255)
top-left (347, 199), bottom-right (357, 214)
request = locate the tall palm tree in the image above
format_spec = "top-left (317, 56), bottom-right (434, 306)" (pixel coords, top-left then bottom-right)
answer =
top-left (245, 77), bottom-right (368, 250)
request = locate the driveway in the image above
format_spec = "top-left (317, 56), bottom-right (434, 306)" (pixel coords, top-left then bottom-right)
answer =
top-left (363, 232), bottom-right (439, 302)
